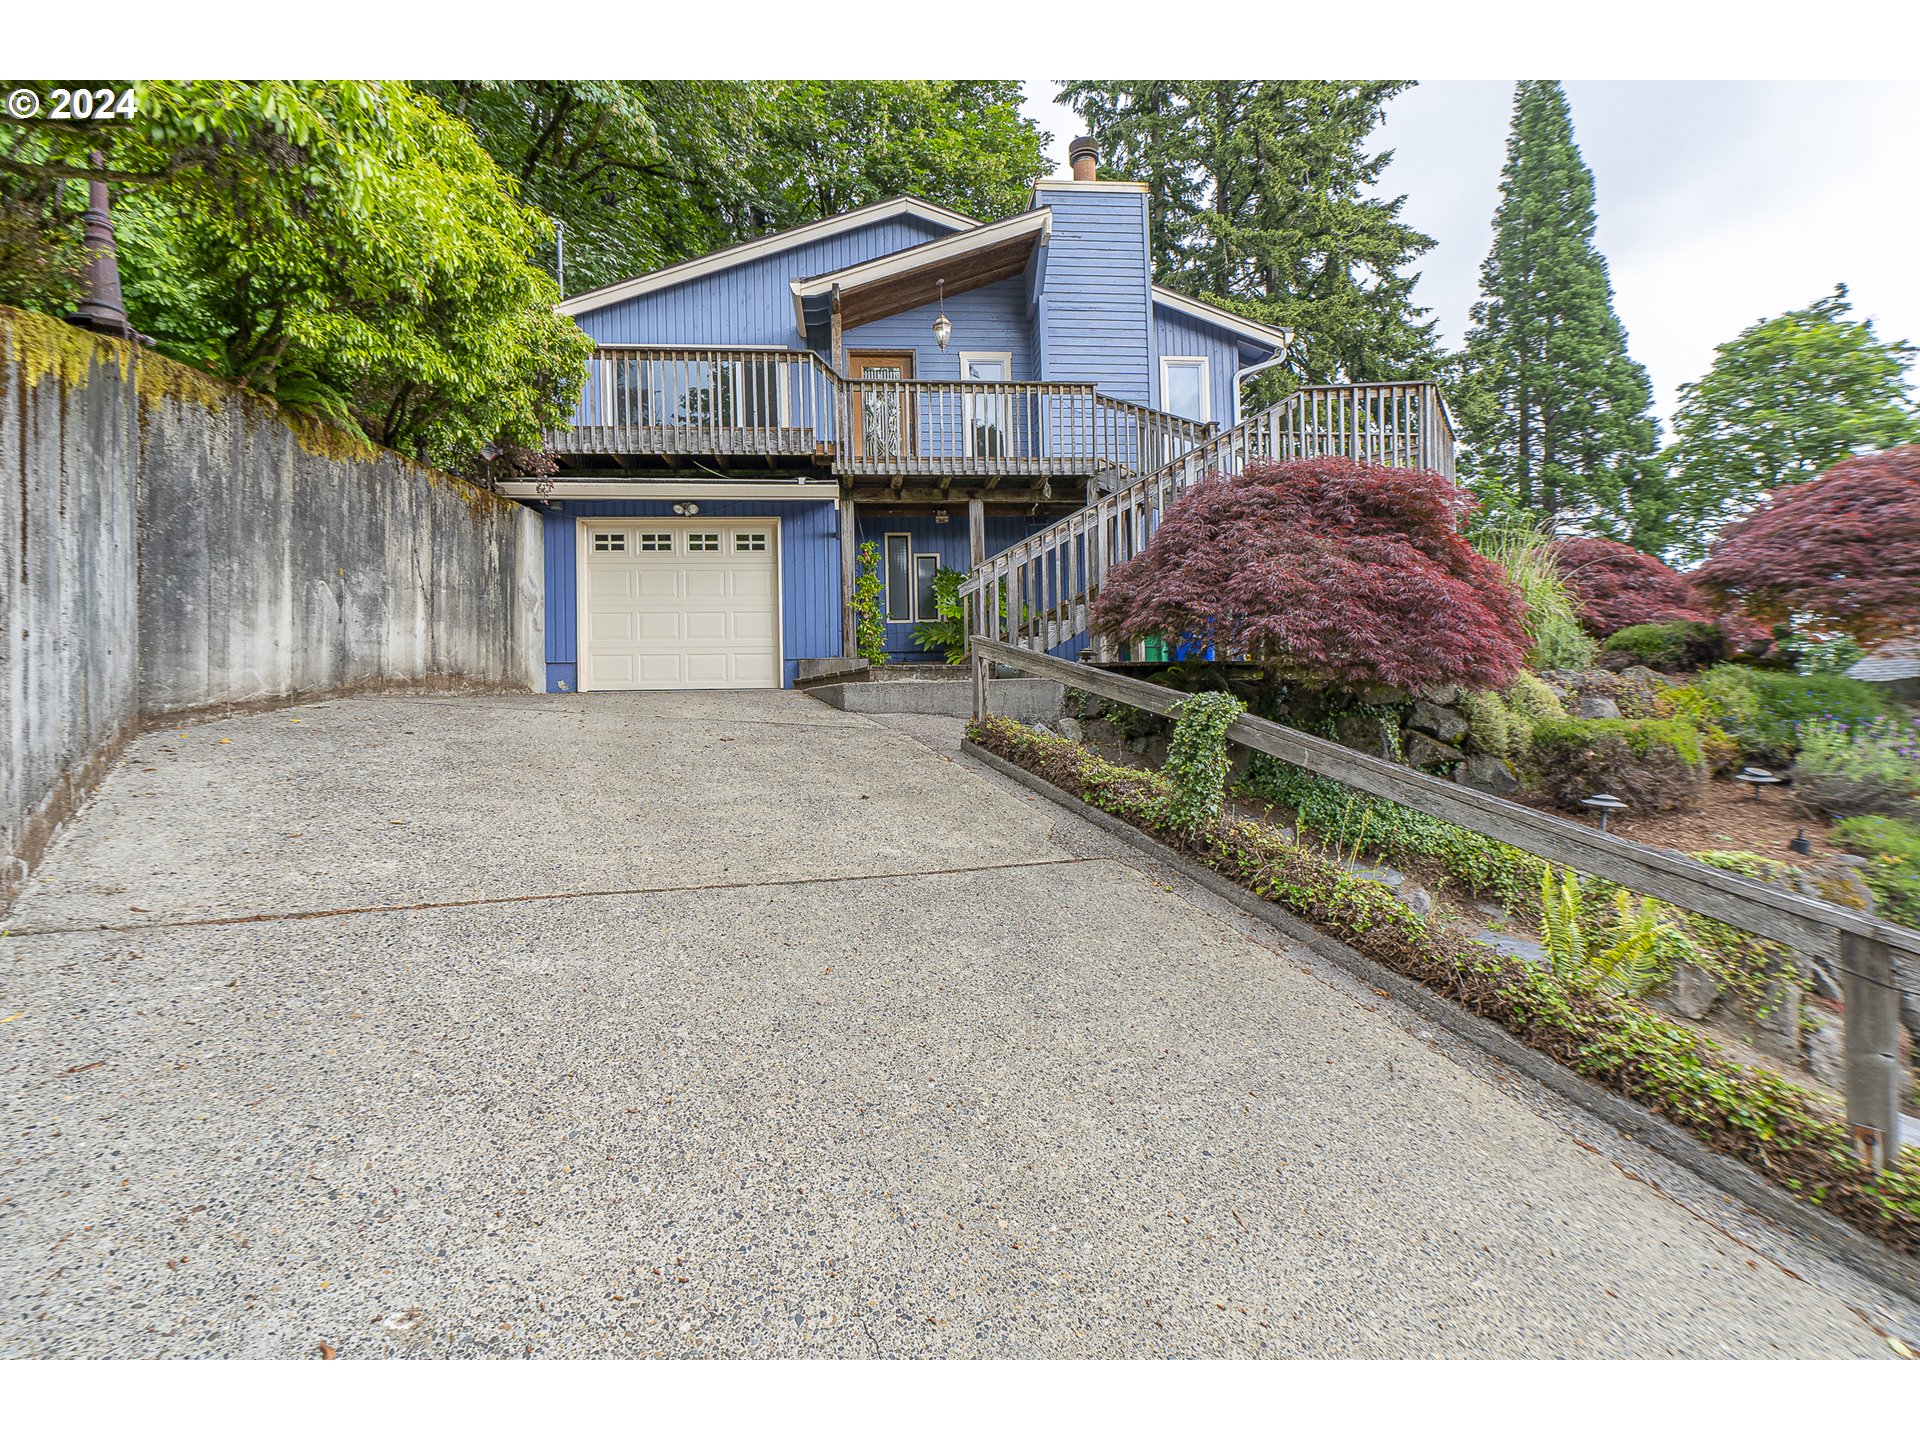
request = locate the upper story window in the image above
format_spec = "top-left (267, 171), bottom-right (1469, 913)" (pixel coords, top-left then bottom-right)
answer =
top-left (1160, 356), bottom-right (1211, 424)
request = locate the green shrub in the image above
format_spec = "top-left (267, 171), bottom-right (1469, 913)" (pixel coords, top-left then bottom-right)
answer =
top-left (1524, 717), bottom-right (1708, 812)
top-left (1459, 689), bottom-right (1515, 757)
top-left (1691, 664), bottom-right (1902, 764)
top-left (1791, 717), bottom-right (1920, 821)
top-left (910, 566), bottom-right (968, 665)
top-left (1241, 755), bottom-right (1547, 909)
top-left (1472, 525), bottom-right (1598, 671)
top-left (1165, 691), bottom-right (1245, 831)
top-left (968, 714), bottom-right (1920, 1253)
top-left (1602, 620), bottom-right (1723, 671)
top-left (852, 542), bottom-right (888, 665)
top-left (1540, 866), bottom-right (1673, 997)
top-left (1830, 814), bottom-right (1920, 929)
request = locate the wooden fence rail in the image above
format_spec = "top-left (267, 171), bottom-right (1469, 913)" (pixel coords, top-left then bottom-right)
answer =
top-left (970, 637), bottom-right (1913, 1169)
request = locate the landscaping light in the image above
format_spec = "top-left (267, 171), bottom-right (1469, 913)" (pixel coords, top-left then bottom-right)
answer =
top-left (1735, 766), bottom-right (1782, 801)
top-left (1581, 793), bottom-right (1628, 833)
top-left (1788, 829), bottom-right (1813, 857)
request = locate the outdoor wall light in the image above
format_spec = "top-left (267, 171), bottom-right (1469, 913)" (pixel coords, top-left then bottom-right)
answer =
top-left (672, 502), bottom-right (700, 516)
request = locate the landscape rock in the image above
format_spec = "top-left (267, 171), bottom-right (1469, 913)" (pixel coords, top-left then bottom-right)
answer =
top-left (1407, 700), bottom-right (1470, 746)
top-left (1459, 754), bottom-right (1519, 796)
top-left (1422, 683), bottom-right (1462, 707)
top-left (1573, 694), bottom-right (1622, 720)
top-left (1669, 962), bottom-right (1722, 1020)
top-left (1404, 732), bottom-right (1465, 774)
top-left (1397, 884), bottom-right (1435, 917)
top-left (1056, 716), bottom-right (1084, 742)
top-left (1332, 712), bottom-right (1399, 759)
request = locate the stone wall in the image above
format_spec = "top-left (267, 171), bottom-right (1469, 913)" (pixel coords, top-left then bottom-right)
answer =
top-left (1, 308), bottom-right (543, 906)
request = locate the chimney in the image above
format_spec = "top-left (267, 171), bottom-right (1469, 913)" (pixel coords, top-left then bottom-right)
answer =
top-left (1068, 135), bottom-right (1099, 182)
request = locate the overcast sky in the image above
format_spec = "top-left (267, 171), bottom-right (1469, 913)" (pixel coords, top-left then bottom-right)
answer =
top-left (1021, 80), bottom-right (1920, 427)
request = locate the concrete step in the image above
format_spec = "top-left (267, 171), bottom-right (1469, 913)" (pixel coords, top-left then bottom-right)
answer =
top-left (808, 675), bottom-right (1063, 722)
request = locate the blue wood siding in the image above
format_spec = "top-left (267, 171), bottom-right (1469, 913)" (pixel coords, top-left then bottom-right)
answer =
top-left (572, 215), bottom-right (955, 348)
top-left (1152, 305), bottom-right (1255, 426)
top-left (1030, 184), bottom-right (1153, 403)
top-left (842, 277), bottom-right (1035, 380)
top-left (540, 497), bottom-right (841, 690)
top-left (855, 508), bottom-right (1057, 661)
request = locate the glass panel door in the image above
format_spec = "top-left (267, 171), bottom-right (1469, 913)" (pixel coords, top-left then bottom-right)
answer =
top-left (963, 355), bottom-right (1009, 458)
top-left (850, 352), bottom-right (915, 461)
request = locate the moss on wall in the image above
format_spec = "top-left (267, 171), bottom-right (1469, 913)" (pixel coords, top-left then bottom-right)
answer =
top-left (0, 304), bottom-right (513, 516)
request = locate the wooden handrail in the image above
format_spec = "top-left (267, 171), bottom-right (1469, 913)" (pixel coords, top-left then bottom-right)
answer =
top-left (970, 635), bottom-right (1911, 1169)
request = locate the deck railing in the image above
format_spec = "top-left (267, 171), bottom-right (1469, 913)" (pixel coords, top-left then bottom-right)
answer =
top-left (960, 382), bottom-right (1456, 659)
top-left (546, 345), bottom-right (1214, 481)
top-left (559, 345), bottom-right (838, 458)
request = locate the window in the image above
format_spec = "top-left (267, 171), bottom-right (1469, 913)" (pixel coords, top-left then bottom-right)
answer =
top-left (1160, 356), bottom-right (1211, 423)
top-left (884, 533), bottom-right (913, 622)
top-left (914, 553), bottom-right (940, 623)
top-left (638, 532), bottom-right (674, 551)
top-left (592, 532), bottom-right (627, 553)
top-left (687, 532), bottom-right (721, 553)
top-left (734, 531), bottom-right (769, 552)
top-left (960, 352), bottom-right (1013, 458)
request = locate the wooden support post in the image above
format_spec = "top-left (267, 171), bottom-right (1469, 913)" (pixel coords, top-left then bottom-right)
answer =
top-left (1842, 931), bottom-right (1902, 1170)
top-left (968, 496), bottom-right (986, 568)
top-left (839, 493), bottom-right (858, 660)
top-left (971, 649), bottom-right (989, 722)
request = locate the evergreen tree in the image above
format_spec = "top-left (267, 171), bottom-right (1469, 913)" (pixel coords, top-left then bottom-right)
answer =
top-left (1057, 81), bottom-right (1440, 386)
top-left (1461, 81), bottom-right (1659, 535)
top-left (1651, 286), bottom-right (1920, 562)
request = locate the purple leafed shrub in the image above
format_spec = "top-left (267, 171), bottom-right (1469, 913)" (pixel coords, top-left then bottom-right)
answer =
top-left (1088, 457), bottom-right (1531, 692)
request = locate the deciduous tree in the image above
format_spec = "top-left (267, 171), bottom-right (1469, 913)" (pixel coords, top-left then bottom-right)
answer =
top-left (1089, 457), bottom-right (1529, 692)
top-left (1693, 446), bottom-right (1920, 644)
top-left (1651, 286), bottom-right (1920, 562)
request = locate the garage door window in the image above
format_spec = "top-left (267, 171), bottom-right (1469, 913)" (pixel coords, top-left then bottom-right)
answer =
top-left (592, 531), bottom-right (627, 552)
top-left (735, 531), bottom-right (769, 552)
top-left (688, 532), bottom-right (721, 553)
top-left (638, 532), bottom-right (674, 552)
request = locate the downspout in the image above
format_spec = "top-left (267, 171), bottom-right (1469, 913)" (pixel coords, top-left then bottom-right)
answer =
top-left (1231, 343), bottom-right (1294, 427)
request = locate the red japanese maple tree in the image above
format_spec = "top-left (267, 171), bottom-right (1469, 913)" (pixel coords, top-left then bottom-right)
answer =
top-left (1088, 457), bottom-right (1529, 692)
top-left (1694, 445), bottom-right (1920, 643)
top-left (1550, 536), bottom-right (1713, 636)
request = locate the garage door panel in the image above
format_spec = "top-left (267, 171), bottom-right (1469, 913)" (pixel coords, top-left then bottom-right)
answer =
top-left (582, 521), bottom-right (780, 691)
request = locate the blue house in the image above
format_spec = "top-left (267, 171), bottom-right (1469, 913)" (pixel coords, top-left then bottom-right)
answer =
top-left (508, 138), bottom-right (1299, 691)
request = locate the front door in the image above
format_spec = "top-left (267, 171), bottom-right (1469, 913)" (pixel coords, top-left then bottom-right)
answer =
top-left (848, 350), bottom-right (915, 461)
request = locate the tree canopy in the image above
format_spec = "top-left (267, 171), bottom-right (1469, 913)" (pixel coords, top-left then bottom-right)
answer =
top-left (421, 81), bottom-right (1052, 297)
top-left (1056, 81), bottom-right (1440, 387)
top-left (9, 81), bottom-right (591, 471)
top-left (1694, 445), bottom-right (1920, 644)
top-left (1650, 286), bottom-right (1920, 563)
top-left (1089, 457), bottom-right (1529, 692)
top-left (1459, 81), bottom-right (1660, 538)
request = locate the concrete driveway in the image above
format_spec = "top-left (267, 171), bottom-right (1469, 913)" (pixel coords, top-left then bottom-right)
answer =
top-left (0, 691), bottom-right (1910, 1357)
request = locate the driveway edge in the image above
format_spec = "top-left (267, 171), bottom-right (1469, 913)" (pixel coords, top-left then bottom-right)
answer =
top-left (962, 737), bottom-right (1920, 1309)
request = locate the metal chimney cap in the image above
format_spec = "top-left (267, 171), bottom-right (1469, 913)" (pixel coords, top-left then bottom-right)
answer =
top-left (1068, 135), bottom-right (1099, 162)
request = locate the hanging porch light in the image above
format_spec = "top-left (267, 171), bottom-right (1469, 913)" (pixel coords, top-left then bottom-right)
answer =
top-left (931, 279), bottom-right (951, 351)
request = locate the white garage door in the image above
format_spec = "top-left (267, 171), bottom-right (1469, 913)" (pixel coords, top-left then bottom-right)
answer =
top-left (580, 521), bottom-right (780, 690)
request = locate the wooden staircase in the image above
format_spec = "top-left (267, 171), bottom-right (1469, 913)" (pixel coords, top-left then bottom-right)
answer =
top-left (959, 382), bottom-right (1456, 664)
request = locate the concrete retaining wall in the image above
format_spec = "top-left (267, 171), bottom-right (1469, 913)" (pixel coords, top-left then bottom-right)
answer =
top-left (1, 308), bottom-right (543, 905)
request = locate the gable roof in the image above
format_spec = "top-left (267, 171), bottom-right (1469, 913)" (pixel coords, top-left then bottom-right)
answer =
top-left (789, 207), bottom-right (1053, 333)
top-left (1151, 286), bottom-right (1293, 353)
top-left (556, 196), bottom-right (978, 318)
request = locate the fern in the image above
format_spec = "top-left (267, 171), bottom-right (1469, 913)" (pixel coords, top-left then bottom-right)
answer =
top-left (1539, 866), bottom-right (1673, 997)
